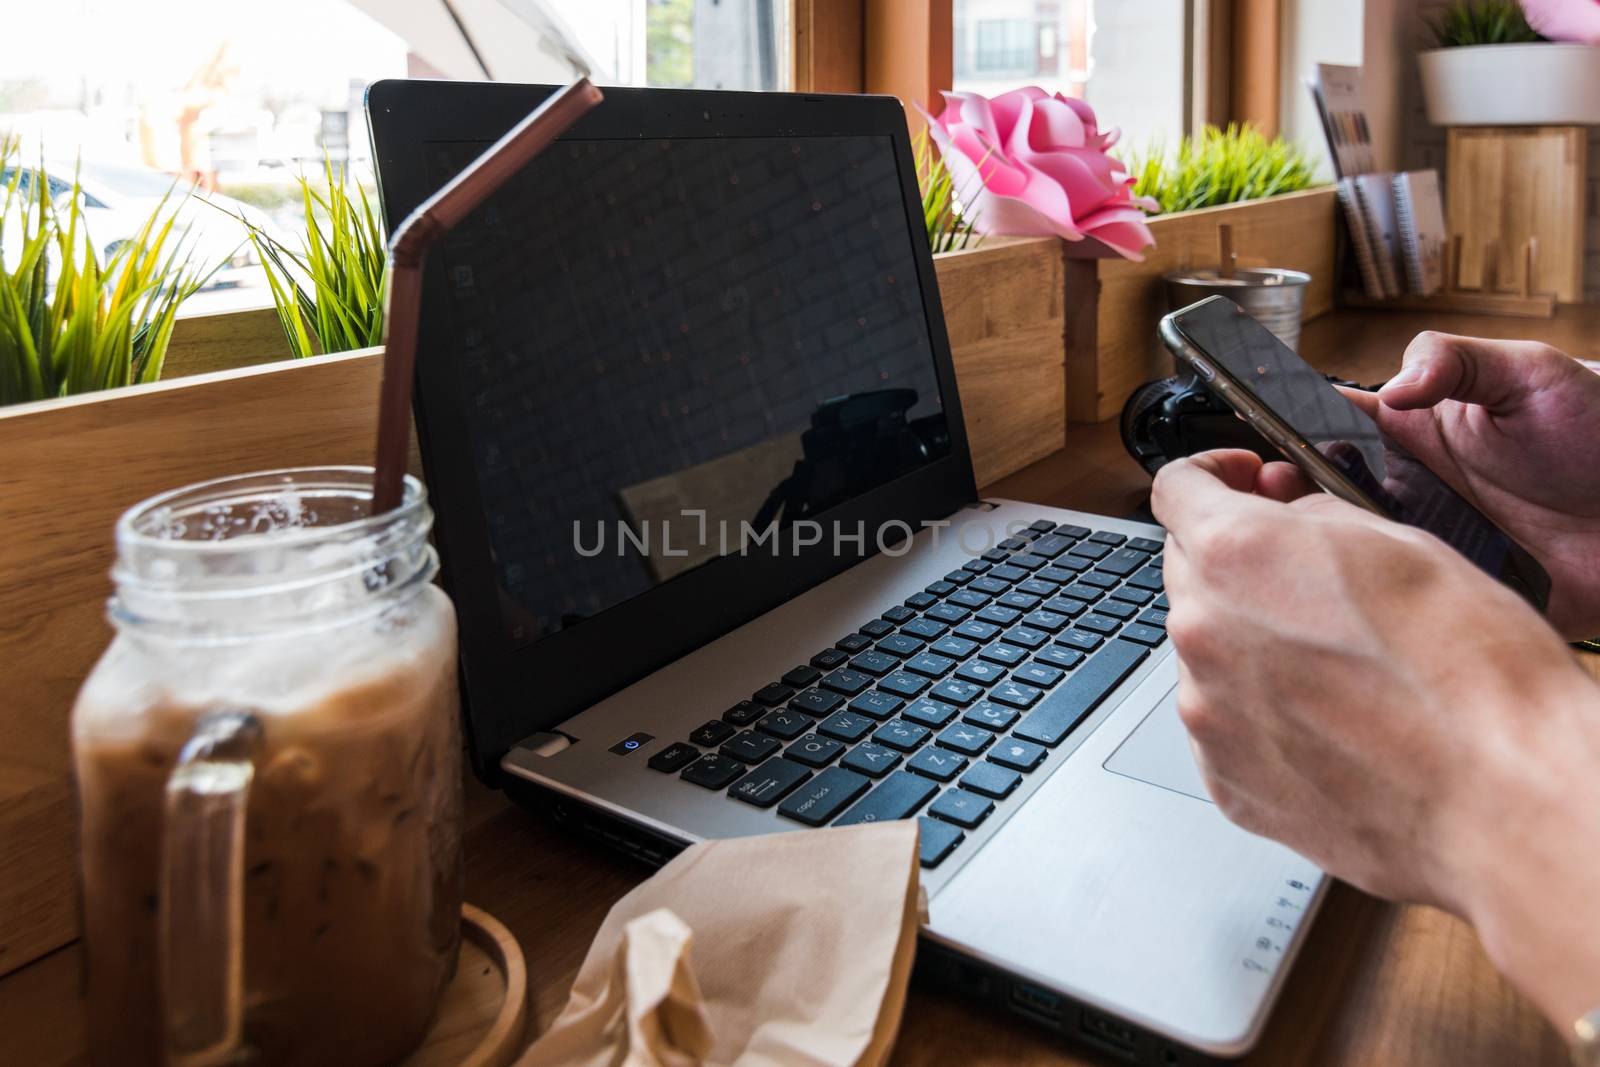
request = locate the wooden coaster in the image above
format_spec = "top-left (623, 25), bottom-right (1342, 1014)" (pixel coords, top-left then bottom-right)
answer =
top-left (403, 904), bottom-right (529, 1067)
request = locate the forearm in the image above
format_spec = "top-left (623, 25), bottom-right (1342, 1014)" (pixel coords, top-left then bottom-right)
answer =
top-left (1448, 663), bottom-right (1600, 1033)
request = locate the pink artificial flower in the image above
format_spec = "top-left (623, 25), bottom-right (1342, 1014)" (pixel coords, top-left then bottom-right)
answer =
top-left (921, 87), bottom-right (1158, 261)
top-left (1519, 0), bottom-right (1600, 43)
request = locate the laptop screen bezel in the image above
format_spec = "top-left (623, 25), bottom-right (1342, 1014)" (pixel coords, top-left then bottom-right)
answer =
top-left (366, 81), bottom-right (980, 779)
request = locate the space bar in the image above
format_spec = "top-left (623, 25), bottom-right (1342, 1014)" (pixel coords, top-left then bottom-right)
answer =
top-left (1013, 639), bottom-right (1150, 747)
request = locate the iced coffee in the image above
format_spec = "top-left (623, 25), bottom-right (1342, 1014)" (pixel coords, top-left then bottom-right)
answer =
top-left (71, 469), bottom-right (463, 1067)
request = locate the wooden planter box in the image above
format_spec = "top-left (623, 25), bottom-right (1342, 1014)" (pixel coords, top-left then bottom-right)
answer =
top-left (1068, 186), bottom-right (1339, 422)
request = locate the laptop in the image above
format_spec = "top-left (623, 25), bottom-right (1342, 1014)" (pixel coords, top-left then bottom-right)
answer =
top-left (367, 81), bottom-right (1327, 1064)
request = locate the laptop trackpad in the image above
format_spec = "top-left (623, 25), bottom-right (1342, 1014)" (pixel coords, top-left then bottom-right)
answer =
top-left (1103, 688), bottom-right (1213, 803)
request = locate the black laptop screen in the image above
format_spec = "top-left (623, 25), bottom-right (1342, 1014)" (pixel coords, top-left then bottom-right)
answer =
top-left (423, 134), bottom-right (950, 648)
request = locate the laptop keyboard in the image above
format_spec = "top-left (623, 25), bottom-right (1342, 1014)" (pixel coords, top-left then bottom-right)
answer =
top-left (647, 519), bottom-right (1169, 868)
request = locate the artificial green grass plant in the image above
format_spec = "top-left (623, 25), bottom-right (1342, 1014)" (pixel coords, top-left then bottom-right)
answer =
top-left (1128, 124), bottom-right (1318, 216)
top-left (1427, 0), bottom-right (1542, 47)
top-left (914, 127), bottom-right (979, 255)
top-left (0, 138), bottom-right (213, 406)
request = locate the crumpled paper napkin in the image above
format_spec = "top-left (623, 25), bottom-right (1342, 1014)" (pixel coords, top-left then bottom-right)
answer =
top-left (517, 821), bottom-right (923, 1067)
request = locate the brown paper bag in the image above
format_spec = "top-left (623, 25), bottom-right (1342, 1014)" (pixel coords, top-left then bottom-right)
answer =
top-left (517, 821), bottom-right (922, 1067)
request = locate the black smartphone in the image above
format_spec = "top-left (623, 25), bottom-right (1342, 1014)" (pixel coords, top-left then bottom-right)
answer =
top-left (1159, 295), bottom-right (1551, 611)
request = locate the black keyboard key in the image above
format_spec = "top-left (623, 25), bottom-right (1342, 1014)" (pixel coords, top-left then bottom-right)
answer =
top-left (1059, 582), bottom-right (1104, 603)
top-left (1028, 534), bottom-right (1072, 559)
top-left (905, 591), bottom-right (939, 610)
top-left (647, 741), bottom-right (700, 772)
top-left (962, 558), bottom-right (992, 574)
top-left (937, 722), bottom-right (996, 756)
top-left (779, 767), bottom-right (872, 826)
top-left (875, 719), bottom-right (931, 751)
top-left (756, 709), bottom-right (811, 740)
top-left (968, 576), bottom-right (1009, 596)
top-left (998, 536), bottom-right (1030, 551)
top-left (1097, 546), bottom-right (1153, 577)
top-left (1127, 566), bottom-right (1166, 592)
top-left (918, 816), bottom-right (965, 868)
top-left (1110, 586), bottom-right (1154, 606)
top-left (1042, 558), bottom-right (1089, 579)
top-left (836, 632), bottom-right (872, 653)
top-left (883, 604), bottom-right (917, 624)
top-left (1120, 624), bottom-right (1168, 647)
top-left (849, 690), bottom-right (905, 720)
top-left (903, 698), bottom-right (959, 729)
top-left (786, 733), bottom-right (846, 767)
top-left (1014, 663), bottom-right (1065, 688)
top-left (690, 719), bottom-right (737, 747)
top-left (1028, 519), bottom-right (1057, 533)
top-left (931, 635), bottom-right (979, 659)
top-left (1096, 600), bottom-right (1139, 621)
top-left (955, 659), bottom-right (1006, 686)
top-left (948, 588), bottom-right (991, 610)
top-left (754, 683), bottom-right (795, 707)
top-left (1079, 570), bottom-right (1120, 590)
top-left (976, 604), bottom-right (1022, 627)
top-left (817, 710), bottom-right (875, 743)
top-left (1008, 553), bottom-right (1046, 571)
top-left (943, 569), bottom-right (974, 587)
top-left (1150, 553), bottom-right (1164, 568)
top-left (925, 603), bottom-right (970, 625)
top-left (835, 770), bottom-right (938, 825)
top-left (930, 788), bottom-right (994, 829)
top-left (1057, 629), bottom-right (1104, 652)
top-left (924, 581), bottom-right (957, 599)
top-left (1128, 536), bottom-right (1164, 553)
top-left (1042, 596), bottom-right (1088, 618)
top-left (1155, 593), bottom-right (1169, 609)
top-left (821, 668), bottom-right (873, 696)
top-left (810, 647), bottom-right (849, 670)
top-left (988, 737), bottom-right (1047, 772)
top-left (1067, 541), bottom-right (1112, 561)
top-left (989, 564), bottom-right (1027, 582)
top-left (720, 731), bottom-right (781, 763)
top-left (930, 678), bottom-right (983, 707)
top-left (1001, 625), bottom-right (1048, 650)
top-left (905, 652), bottom-right (956, 678)
top-left (961, 762), bottom-right (1023, 799)
top-left (1089, 530), bottom-right (1127, 546)
top-left (729, 757), bottom-right (812, 808)
top-left (723, 700), bottom-right (764, 726)
top-left (1077, 613), bottom-right (1122, 636)
top-left (681, 753), bottom-right (745, 789)
top-left (979, 642), bottom-right (1026, 667)
top-left (851, 650), bottom-right (899, 676)
top-left (982, 548), bottom-right (1010, 563)
top-left (782, 665), bottom-right (822, 689)
top-left (953, 619), bottom-right (1002, 642)
top-left (842, 742), bottom-right (902, 778)
top-left (962, 700), bottom-right (1019, 732)
top-left (879, 671), bottom-right (929, 698)
top-left (877, 633), bottom-right (925, 657)
top-left (906, 746), bottom-right (968, 782)
top-left (860, 618), bottom-right (895, 638)
top-left (1053, 523), bottom-right (1091, 539)
top-left (1015, 639), bottom-right (1149, 747)
top-left (989, 679), bottom-right (1044, 710)
top-left (790, 688), bottom-right (845, 716)
top-left (1138, 607), bottom-right (1169, 627)
top-left (998, 590), bottom-right (1041, 612)
top-left (1023, 609), bottom-right (1070, 633)
top-left (1034, 646), bottom-right (1084, 670)
top-left (902, 617), bottom-right (948, 640)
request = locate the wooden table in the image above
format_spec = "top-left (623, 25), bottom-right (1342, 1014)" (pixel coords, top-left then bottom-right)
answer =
top-left (5, 307), bottom-right (1598, 1066)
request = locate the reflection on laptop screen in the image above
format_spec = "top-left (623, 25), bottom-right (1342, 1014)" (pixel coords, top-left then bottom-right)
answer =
top-left (425, 134), bottom-right (949, 647)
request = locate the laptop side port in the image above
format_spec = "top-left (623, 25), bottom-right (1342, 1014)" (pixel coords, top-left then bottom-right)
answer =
top-left (1009, 981), bottom-right (1065, 1026)
top-left (1079, 1006), bottom-right (1139, 1061)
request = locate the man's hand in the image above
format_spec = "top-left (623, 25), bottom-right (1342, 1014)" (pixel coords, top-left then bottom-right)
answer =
top-left (1347, 333), bottom-right (1600, 638)
top-left (1152, 449), bottom-right (1600, 1030)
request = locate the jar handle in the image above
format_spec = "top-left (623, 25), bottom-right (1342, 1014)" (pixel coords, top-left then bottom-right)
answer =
top-left (161, 709), bottom-right (263, 1067)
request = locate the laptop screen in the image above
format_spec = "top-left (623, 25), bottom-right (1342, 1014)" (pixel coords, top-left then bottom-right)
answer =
top-left (422, 134), bottom-right (951, 649)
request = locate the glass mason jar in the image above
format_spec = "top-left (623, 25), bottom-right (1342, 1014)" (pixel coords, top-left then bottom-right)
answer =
top-left (72, 468), bottom-right (463, 1067)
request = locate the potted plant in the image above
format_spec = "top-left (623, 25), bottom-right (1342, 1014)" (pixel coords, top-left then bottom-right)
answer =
top-left (1418, 0), bottom-right (1600, 126)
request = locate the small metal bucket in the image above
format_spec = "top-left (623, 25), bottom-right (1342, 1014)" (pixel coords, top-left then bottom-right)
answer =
top-left (1164, 268), bottom-right (1311, 351)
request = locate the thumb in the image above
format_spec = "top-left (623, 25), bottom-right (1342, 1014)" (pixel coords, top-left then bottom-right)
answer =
top-left (1378, 332), bottom-right (1565, 413)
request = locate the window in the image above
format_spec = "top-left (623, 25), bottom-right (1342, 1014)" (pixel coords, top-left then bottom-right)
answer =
top-left (953, 0), bottom-right (1189, 149)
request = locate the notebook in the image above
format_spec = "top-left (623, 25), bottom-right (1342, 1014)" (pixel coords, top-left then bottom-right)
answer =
top-left (1392, 170), bottom-right (1448, 296)
top-left (1352, 173), bottom-right (1404, 299)
top-left (1337, 178), bottom-right (1385, 299)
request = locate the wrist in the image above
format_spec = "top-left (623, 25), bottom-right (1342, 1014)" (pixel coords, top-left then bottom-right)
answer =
top-left (1448, 665), bottom-right (1600, 1032)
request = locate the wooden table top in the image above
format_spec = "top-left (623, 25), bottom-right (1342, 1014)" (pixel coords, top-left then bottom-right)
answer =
top-left (5, 305), bottom-right (1598, 1066)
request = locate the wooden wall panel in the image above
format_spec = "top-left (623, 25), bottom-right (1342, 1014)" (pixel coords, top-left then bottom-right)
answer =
top-left (793, 0), bottom-right (864, 92)
top-left (864, 0), bottom-right (953, 127)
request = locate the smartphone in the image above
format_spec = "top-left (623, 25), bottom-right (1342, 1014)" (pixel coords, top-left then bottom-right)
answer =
top-left (1159, 295), bottom-right (1551, 611)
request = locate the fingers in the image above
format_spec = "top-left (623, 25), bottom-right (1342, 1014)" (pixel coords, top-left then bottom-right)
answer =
top-left (1378, 332), bottom-right (1566, 413)
top-left (1254, 461), bottom-right (1317, 503)
top-left (1150, 450), bottom-right (1267, 539)
top-left (1335, 383), bottom-right (1380, 419)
